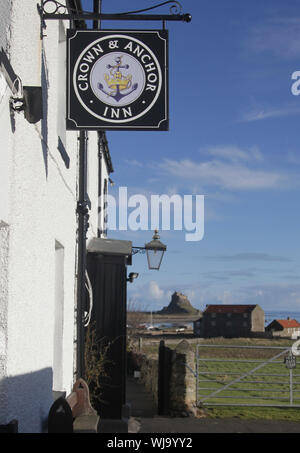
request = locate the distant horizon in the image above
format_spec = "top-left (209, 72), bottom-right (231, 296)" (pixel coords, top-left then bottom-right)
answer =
top-left (133, 308), bottom-right (300, 314)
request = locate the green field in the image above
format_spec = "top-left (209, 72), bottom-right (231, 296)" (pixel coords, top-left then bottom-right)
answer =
top-left (196, 341), bottom-right (300, 420)
top-left (197, 354), bottom-right (297, 404)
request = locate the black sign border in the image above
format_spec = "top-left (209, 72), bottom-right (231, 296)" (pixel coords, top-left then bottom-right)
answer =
top-left (67, 29), bottom-right (169, 131)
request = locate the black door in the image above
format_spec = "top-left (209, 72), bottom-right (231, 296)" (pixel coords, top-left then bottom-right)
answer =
top-left (86, 252), bottom-right (127, 419)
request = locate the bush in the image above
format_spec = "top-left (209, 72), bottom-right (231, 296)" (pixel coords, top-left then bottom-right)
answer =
top-left (84, 322), bottom-right (113, 408)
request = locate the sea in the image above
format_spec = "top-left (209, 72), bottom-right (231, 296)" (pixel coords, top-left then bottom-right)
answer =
top-left (264, 311), bottom-right (300, 327)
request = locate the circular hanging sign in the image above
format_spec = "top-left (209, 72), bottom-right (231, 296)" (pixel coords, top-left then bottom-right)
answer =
top-left (67, 31), bottom-right (168, 131)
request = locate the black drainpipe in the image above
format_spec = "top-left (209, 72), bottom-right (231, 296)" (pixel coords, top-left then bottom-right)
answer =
top-left (97, 132), bottom-right (103, 238)
top-left (68, 0), bottom-right (89, 380)
top-left (76, 130), bottom-right (89, 379)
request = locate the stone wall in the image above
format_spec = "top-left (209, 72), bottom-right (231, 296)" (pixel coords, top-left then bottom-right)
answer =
top-left (140, 355), bottom-right (159, 407)
top-left (169, 340), bottom-right (196, 415)
top-left (138, 340), bottom-right (197, 416)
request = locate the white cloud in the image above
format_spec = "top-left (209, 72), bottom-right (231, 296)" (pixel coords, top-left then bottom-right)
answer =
top-left (206, 145), bottom-right (263, 162)
top-left (159, 157), bottom-right (284, 191)
top-left (241, 106), bottom-right (300, 122)
top-left (124, 159), bottom-right (144, 167)
top-left (149, 281), bottom-right (165, 300)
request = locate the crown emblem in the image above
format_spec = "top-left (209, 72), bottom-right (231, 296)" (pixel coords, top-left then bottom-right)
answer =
top-left (98, 55), bottom-right (138, 102)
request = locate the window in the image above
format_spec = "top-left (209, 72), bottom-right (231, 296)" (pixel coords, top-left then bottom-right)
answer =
top-left (227, 313), bottom-right (232, 318)
top-left (211, 321), bottom-right (216, 327)
top-left (211, 313), bottom-right (216, 318)
top-left (243, 313), bottom-right (248, 318)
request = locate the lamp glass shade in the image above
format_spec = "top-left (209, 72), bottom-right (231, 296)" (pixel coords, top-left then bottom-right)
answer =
top-left (146, 249), bottom-right (165, 270)
top-left (144, 230), bottom-right (166, 270)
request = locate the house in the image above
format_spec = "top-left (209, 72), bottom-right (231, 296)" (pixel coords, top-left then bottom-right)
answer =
top-left (266, 318), bottom-right (300, 339)
top-left (0, 0), bottom-right (114, 432)
top-left (194, 304), bottom-right (265, 338)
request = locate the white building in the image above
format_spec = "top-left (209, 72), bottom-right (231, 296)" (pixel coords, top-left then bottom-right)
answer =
top-left (0, 0), bottom-right (113, 432)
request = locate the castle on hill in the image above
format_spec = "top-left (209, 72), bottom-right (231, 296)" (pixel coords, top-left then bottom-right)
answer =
top-left (158, 291), bottom-right (200, 315)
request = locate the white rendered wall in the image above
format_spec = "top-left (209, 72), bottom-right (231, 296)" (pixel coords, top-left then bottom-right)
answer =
top-left (53, 242), bottom-right (65, 391)
top-left (0, 0), bottom-right (12, 225)
top-left (0, 0), bottom-right (12, 52)
top-left (0, 0), bottom-right (101, 433)
top-left (0, 83), bottom-right (11, 225)
top-left (100, 156), bottom-right (110, 237)
top-left (86, 133), bottom-right (99, 241)
top-left (0, 0), bottom-right (12, 428)
top-left (0, 222), bottom-right (9, 421)
top-left (86, 135), bottom-right (110, 241)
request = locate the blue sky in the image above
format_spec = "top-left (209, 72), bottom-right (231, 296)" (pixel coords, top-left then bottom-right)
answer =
top-left (82, 0), bottom-right (300, 312)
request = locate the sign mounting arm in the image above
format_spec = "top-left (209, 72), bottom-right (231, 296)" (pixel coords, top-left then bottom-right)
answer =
top-left (37, 1), bottom-right (192, 27)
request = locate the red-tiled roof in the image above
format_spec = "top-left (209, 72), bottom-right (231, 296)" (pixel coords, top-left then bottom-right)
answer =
top-left (204, 304), bottom-right (258, 314)
top-left (275, 319), bottom-right (300, 329)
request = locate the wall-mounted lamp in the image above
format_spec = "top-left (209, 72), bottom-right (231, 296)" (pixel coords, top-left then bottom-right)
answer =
top-left (145, 230), bottom-right (167, 270)
top-left (10, 86), bottom-right (43, 124)
top-left (127, 272), bottom-right (139, 283)
top-left (132, 230), bottom-right (167, 271)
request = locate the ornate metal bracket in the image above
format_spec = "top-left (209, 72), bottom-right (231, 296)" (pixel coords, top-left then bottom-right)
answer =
top-left (132, 247), bottom-right (147, 256)
top-left (37, 0), bottom-right (192, 34)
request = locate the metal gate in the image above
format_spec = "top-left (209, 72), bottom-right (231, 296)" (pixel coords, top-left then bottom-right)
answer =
top-left (196, 344), bottom-right (300, 408)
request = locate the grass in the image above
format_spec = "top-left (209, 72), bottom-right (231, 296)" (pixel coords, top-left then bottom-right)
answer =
top-left (205, 406), bottom-right (300, 421)
top-left (196, 340), bottom-right (300, 420)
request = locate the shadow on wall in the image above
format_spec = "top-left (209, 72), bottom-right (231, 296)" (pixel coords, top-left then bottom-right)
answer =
top-left (0, 367), bottom-right (54, 433)
top-left (0, 47), bottom-right (19, 133)
top-left (41, 46), bottom-right (49, 178)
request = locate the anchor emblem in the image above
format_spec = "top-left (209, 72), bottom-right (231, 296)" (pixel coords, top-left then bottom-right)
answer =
top-left (98, 55), bottom-right (138, 102)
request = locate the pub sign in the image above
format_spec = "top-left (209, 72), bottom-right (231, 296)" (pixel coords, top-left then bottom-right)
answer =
top-left (67, 30), bottom-right (168, 131)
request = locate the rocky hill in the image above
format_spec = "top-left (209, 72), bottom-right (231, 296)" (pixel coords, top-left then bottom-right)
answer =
top-left (158, 292), bottom-right (201, 315)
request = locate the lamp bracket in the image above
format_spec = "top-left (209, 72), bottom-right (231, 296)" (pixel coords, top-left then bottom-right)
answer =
top-left (37, 0), bottom-right (191, 36)
top-left (10, 97), bottom-right (25, 113)
top-left (132, 246), bottom-right (146, 256)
